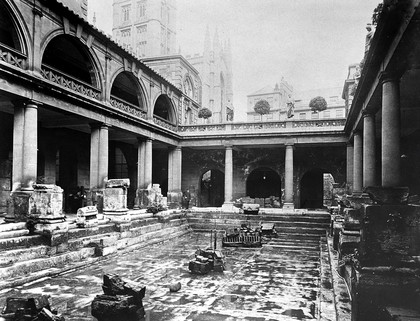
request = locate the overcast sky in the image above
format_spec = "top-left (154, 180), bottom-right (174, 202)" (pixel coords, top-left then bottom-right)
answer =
top-left (88, 0), bottom-right (379, 119)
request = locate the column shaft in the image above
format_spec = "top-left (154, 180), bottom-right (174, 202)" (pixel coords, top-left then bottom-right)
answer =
top-left (224, 146), bottom-right (233, 203)
top-left (22, 102), bottom-right (38, 190)
top-left (363, 113), bottom-right (376, 187)
top-left (346, 143), bottom-right (354, 193)
top-left (89, 126), bottom-right (100, 189)
top-left (382, 78), bottom-right (401, 186)
top-left (353, 132), bottom-right (363, 192)
top-left (97, 125), bottom-right (109, 189)
top-left (167, 148), bottom-right (174, 191)
top-left (137, 140), bottom-right (146, 189)
top-left (144, 139), bottom-right (153, 188)
top-left (284, 144), bottom-right (294, 206)
top-left (12, 105), bottom-right (24, 190)
top-left (173, 147), bottom-right (182, 191)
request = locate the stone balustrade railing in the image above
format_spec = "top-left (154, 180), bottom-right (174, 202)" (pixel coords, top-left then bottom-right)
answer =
top-left (110, 95), bottom-right (147, 120)
top-left (0, 43), bottom-right (26, 69)
top-left (179, 119), bottom-right (345, 135)
top-left (41, 64), bottom-right (101, 100)
top-left (153, 115), bottom-right (177, 132)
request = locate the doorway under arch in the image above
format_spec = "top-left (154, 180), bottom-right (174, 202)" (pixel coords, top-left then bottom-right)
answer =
top-left (300, 169), bottom-right (334, 209)
top-left (200, 169), bottom-right (224, 207)
top-left (246, 167), bottom-right (281, 198)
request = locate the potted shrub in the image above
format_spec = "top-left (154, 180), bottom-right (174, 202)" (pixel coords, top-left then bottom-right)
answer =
top-left (198, 108), bottom-right (212, 119)
top-left (254, 99), bottom-right (271, 121)
top-left (309, 96), bottom-right (327, 113)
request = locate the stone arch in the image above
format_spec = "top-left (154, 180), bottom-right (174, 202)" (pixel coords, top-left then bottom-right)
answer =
top-left (0, 0), bottom-right (32, 64)
top-left (199, 168), bottom-right (224, 207)
top-left (110, 70), bottom-right (146, 110)
top-left (299, 168), bottom-right (334, 209)
top-left (246, 167), bottom-right (281, 199)
top-left (40, 33), bottom-right (102, 89)
top-left (153, 94), bottom-right (177, 124)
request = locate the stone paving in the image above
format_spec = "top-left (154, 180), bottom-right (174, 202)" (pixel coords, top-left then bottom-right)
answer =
top-left (0, 232), bottom-right (334, 320)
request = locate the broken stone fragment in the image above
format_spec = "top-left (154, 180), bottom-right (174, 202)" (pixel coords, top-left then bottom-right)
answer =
top-left (105, 178), bottom-right (130, 189)
top-left (101, 274), bottom-right (146, 304)
top-left (169, 282), bottom-right (181, 292)
top-left (1, 295), bottom-right (64, 320)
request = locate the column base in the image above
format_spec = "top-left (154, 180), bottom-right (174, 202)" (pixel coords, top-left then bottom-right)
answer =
top-left (221, 202), bottom-right (235, 212)
top-left (103, 209), bottom-right (130, 223)
top-left (6, 190), bottom-right (32, 222)
top-left (167, 191), bottom-right (183, 209)
top-left (282, 202), bottom-right (295, 210)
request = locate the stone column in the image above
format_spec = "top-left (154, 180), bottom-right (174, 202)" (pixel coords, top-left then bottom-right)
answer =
top-left (22, 102), bottom-right (38, 191)
top-left (144, 139), bottom-right (153, 188)
top-left (12, 103), bottom-right (24, 191)
top-left (173, 147), bottom-right (182, 191)
top-left (134, 139), bottom-right (146, 209)
top-left (167, 148), bottom-right (174, 192)
top-left (8, 100), bottom-right (39, 222)
top-left (363, 112), bottom-right (376, 188)
top-left (98, 124), bottom-right (109, 189)
top-left (137, 139), bottom-right (146, 189)
top-left (89, 125), bottom-right (100, 190)
top-left (353, 132), bottom-right (363, 193)
top-left (381, 75), bottom-right (401, 187)
top-left (284, 144), bottom-right (294, 209)
top-left (88, 124), bottom-right (108, 212)
top-left (223, 146), bottom-right (233, 207)
top-left (167, 147), bottom-right (182, 208)
top-left (346, 142), bottom-right (354, 193)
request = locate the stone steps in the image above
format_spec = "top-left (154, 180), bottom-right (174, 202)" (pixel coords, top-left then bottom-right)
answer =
top-left (0, 245), bottom-right (51, 267)
top-left (0, 234), bottom-right (46, 250)
top-left (0, 214), bottom-right (191, 289)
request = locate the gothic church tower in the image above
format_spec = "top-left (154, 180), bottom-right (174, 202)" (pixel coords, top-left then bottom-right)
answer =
top-left (187, 27), bottom-right (234, 123)
top-left (112, 0), bottom-right (177, 57)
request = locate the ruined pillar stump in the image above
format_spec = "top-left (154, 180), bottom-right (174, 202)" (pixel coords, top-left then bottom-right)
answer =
top-left (103, 179), bottom-right (130, 223)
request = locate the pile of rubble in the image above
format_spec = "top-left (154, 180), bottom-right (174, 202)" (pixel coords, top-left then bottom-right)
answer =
top-left (0, 295), bottom-right (64, 320)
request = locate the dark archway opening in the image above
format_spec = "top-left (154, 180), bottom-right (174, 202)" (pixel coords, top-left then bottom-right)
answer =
top-left (300, 169), bottom-right (333, 209)
top-left (154, 95), bottom-right (173, 122)
top-left (246, 167), bottom-right (281, 198)
top-left (200, 169), bottom-right (224, 207)
top-left (42, 35), bottom-right (95, 85)
top-left (111, 72), bottom-right (143, 108)
top-left (152, 149), bottom-right (168, 196)
top-left (0, 2), bottom-right (22, 51)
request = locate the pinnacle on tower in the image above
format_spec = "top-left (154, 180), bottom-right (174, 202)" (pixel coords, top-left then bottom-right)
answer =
top-left (213, 28), bottom-right (221, 54)
top-left (204, 25), bottom-right (211, 57)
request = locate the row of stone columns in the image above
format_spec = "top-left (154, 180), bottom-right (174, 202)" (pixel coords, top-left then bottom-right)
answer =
top-left (10, 99), bottom-right (183, 210)
top-left (222, 144), bottom-right (294, 208)
top-left (348, 74), bottom-right (401, 192)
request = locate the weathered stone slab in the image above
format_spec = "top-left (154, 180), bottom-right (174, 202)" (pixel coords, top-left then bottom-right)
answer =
top-left (29, 184), bottom-right (64, 218)
top-left (105, 178), bottom-right (130, 189)
top-left (76, 206), bottom-right (98, 228)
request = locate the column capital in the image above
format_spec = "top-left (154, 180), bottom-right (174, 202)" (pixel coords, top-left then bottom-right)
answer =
top-left (90, 122), bottom-right (109, 130)
top-left (12, 99), bottom-right (42, 109)
top-left (378, 71), bottom-right (399, 84)
top-left (362, 109), bottom-right (375, 119)
top-left (224, 145), bottom-right (233, 150)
